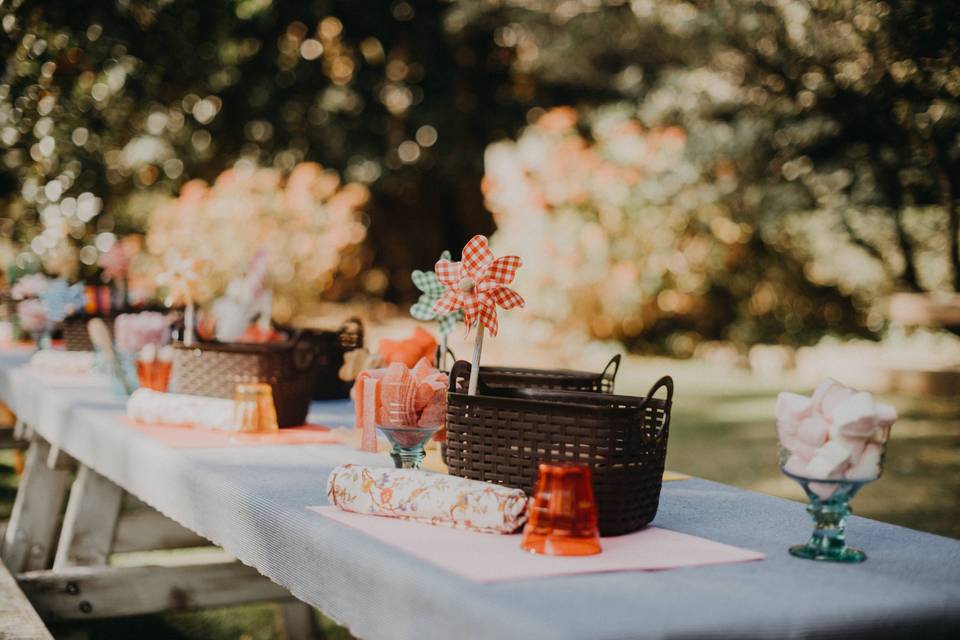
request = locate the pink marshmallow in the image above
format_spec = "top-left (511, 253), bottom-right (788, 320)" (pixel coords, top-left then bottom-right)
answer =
top-left (808, 482), bottom-right (838, 500)
top-left (829, 391), bottom-right (879, 439)
top-left (845, 443), bottom-right (884, 481)
top-left (775, 392), bottom-right (813, 424)
top-left (796, 416), bottom-right (829, 447)
top-left (811, 378), bottom-right (855, 418)
top-left (777, 424), bottom-right (818, 459)
top-left (782, 453), bottom-right (811, 477)
top-left (804, 441), bottom-right (851, 479)
top-left (877, 402), bottom-right (897, 427)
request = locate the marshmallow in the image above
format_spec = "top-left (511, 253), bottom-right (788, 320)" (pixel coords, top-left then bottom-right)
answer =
top-left (775, 392), bottom-right (813, 424)
top-left (804, 441), bottom-right (851, 479)
top-left (877, 402), bottom-right (898, 427)
top-left (808, 482), bottom-right (838, 500)
top-left (811, 378), bottom-right (855, 416)
top-left (796, 416), bottom-right (830, 447)
top-left (783, 453), bottom-right (811, 477)
top-left (777, 379), bottom-right (896, 481)
top-left (846, 443), bottom-right (884, 481)
top-left (777, 423), bottom-right (817, 460)
top-left (830, 391), bottom-right (879, 440)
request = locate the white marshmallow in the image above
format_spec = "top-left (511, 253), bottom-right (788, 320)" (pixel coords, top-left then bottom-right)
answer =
top-left (846, 443), bottom-right (884, 480)
top-left (796, 416), bottom-right (829, 447)
top-left (775, 392), bottom-right (813, 423)
top-left (829, 391), bottom-right (879, 439)
top-left (805, 441), bottom-right (851, 479)
top-left (783, 453), bottom-right (811, 477)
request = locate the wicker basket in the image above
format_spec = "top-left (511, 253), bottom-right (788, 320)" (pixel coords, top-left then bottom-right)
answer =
top-left (298, 319), bottom-right (364, 400)
top-left (169, 337), bottom-right (315, 428)
top-left (62, 314), bottom-right (117, 351)
top-left (444, 351), bottom-right (621, 393)
top-left (445, 361), bottom-right (672, 536)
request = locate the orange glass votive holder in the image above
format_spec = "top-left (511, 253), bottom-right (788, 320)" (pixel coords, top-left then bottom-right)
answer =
top-left (135, 360), bottom-right (172, 392)
top-left (521, 462), bottom-right (602, 556)
top-left (233, 383), bottom-right (279, 433)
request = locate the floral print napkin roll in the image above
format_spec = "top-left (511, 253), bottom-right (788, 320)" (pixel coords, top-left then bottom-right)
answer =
top-left (326, 464), bottom-right (528, 534)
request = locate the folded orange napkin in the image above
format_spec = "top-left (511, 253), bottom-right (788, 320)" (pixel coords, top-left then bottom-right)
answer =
top-left (351, 358), bottom-right (447, 452)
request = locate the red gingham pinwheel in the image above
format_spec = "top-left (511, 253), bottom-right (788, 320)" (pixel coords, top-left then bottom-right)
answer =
top-left (432, 235), bottom-right (524, 337)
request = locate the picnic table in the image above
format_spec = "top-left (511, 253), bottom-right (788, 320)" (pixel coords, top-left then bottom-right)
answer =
top-left (1, 350), bottom-right (959, 639)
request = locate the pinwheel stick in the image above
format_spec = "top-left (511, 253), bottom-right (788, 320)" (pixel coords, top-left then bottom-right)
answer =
top-left (468, 324), bottom-right (484, 395)
top-left (183, 297), bottom-right (195, 347)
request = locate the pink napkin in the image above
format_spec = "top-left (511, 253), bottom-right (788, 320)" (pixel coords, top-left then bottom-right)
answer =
top-left (125, 419), bottom-right (339, 449)
top-left (308, 506), bottom-right (763, 583)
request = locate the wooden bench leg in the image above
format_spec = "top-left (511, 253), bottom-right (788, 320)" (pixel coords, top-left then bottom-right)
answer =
top-left (279, 601), bottom-right (324, 640)
top-left (1, 437), bottom-right (71, 573)
top-left (53, 465), bottom-right (123, 570)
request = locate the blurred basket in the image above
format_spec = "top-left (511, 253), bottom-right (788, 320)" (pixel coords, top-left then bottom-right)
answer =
top-left (445, 360), bottom-right (672, 536)
top-left (62, 313), bottom-right (116, 351)
top-left (169, 336), bottom-right (315, 428)
top-left (444, 351), bottom-right (620, 393)
top-left (297, 318), bottom-right (364, 400)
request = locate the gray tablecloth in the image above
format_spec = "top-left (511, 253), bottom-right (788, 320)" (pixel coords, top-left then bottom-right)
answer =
top-left (1, 356), bottom-right (958, 639)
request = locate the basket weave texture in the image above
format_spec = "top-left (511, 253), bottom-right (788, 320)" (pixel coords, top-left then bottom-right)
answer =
top-left (450, 354), bottom-right (620, 394)
top-left (445, 361), bottom-right (672, 536)
top-left (169, 339), bottom-right (315, 428)
top-left (299, 319), bottom-right (364, 400)
top-left (62, 314), bottom-right (116, 351)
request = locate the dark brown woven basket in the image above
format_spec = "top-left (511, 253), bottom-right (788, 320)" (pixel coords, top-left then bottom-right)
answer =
top-left (445, 360), bottom-right (672, 536)
top-left (62, 314), bottom-right (117, 351)
top-left (444, 351), bottom-right (621, 393)
top-left (169, 337), bottom-right (315, 428)
top-left (297, 318), bottom-right (364, 400)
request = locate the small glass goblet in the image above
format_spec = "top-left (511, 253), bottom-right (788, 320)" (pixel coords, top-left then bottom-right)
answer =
top-left (377, 424), bottom-right (441, 469)
top-left (779, 446), bottom-right (885, 563)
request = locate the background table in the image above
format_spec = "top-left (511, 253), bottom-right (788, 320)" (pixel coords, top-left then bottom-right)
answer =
top-left (1, 357), bottom-right (959, 639)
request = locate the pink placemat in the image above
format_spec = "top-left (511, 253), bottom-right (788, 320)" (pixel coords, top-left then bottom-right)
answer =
top-left (125, 419), bottom-right (340, 449)
top-left (308, 506), bottom-right (764, 583)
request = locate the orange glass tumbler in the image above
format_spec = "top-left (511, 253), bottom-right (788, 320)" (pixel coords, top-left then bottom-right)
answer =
top-left (233, 383), bottom-right (279, 433)
top-left (135, 359), bottom-right (172, 392)
top-left (521, 462), bottom-right (602, 556)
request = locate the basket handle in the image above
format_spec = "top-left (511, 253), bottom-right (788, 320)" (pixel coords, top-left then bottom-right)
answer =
top-left (290, 330), bottom-right (316, 372)
top-left (601, 354), bottom-right (621, 387)
top-left (643, 375), bottom-right (673, 436)
top-left (448, 360), bottom-right (473, 393)
top-left (337, 317), bottom-right (364, 350)
top-left (436, 345), bottom-right (457, 370)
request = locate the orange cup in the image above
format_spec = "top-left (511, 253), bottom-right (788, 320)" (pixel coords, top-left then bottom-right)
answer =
top-left (233, 383), bottom-right (279, 433)
top-left (135, 359), bottom-right (172, 392)
top-left (521, 462), bottom-right (602, 556)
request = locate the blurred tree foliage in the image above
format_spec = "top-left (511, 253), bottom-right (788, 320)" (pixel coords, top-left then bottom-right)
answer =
top-left (2, 0), bottom-right (959, 347)
top-left (0, 0), bottom-right (517, 291)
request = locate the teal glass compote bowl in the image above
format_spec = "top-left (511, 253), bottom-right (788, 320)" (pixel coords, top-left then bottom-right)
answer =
top-left (377, 424), bottom-right (441, 469)
top-left (779, 447), bottom-right (883, 563)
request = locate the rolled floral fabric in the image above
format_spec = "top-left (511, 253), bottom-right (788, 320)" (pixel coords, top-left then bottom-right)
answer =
top-left (127, 388), bottom-right (234, 430)
top-left (29, 350), bottom-right (96, 375)
top-left (327, 464), bottom-right (528, 534)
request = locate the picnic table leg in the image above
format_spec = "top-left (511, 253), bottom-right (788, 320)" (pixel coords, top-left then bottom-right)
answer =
top-left (53, 465), bottom-right (123, 570)
top-left (279, 602), bottom-right (324, 640)
top-left (1, 436), bottom-right (71, 573)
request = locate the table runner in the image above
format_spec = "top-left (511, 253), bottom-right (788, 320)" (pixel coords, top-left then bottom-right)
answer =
top-left (1, 356), bottom-right (959, 639)
top-left (310, 506), bottom-right (763, 582)
top-left (125, 419), bottom-right (340, 448)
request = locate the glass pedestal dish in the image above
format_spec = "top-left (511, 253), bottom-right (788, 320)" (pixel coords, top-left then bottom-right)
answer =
top-left (377, 424), bottom-right (441, 469)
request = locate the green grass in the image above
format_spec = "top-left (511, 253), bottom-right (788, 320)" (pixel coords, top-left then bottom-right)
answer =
top-left (2, 357), bottom-right (957, 638)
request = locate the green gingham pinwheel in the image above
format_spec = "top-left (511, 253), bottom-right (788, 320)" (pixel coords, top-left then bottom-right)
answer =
top-left (410, 251), bottom-right (464, 337)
